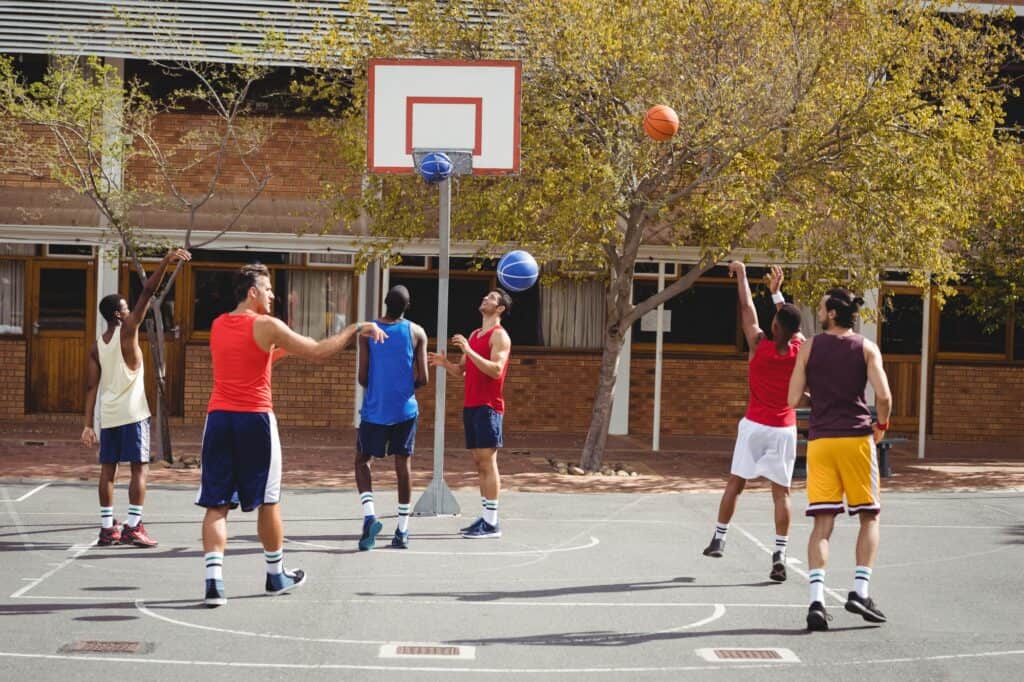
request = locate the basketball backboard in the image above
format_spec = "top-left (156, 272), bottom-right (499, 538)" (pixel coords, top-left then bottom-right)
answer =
top-left (367, 59), bottom-right (521, 175)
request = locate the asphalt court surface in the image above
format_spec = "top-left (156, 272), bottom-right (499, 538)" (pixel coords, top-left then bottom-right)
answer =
top-left (1, 481), bottom-right (1022, 681)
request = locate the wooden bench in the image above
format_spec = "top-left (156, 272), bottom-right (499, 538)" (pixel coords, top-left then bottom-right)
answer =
top-left (792, 407), bottom-right (906, 480)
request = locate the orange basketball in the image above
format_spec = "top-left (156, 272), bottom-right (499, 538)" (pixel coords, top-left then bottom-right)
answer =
top-left (643, 104), bottom-right (679, 142)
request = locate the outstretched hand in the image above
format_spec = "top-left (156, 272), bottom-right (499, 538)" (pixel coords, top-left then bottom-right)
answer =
top-left (167, 248), bottom-right (192, 264)
top-left (81, 426), bottom-right (98, 448)
top-left (728, 260), bottom-right (746, 278)
top-left (359, 322), bottom-right (388, 343)
top-left (769, 265), bottom-right (784, 294)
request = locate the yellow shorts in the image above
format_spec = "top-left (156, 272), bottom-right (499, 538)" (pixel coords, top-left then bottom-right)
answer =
top-left (805, 435), bottom-right (880, 516)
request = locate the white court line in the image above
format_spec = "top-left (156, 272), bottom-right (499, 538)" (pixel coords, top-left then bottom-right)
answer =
top-left (10, 538), bottom-right (97, 599)
top-left (2, 648), bottom-right (1024, 673)
top-left (15, 482), bottom-right (52, 502)
top-left (655, 603), bottom-right (726, 633)
top-left (732, 524), bottom-right (847, 605)
top-left (285, 535), bottom-right (600, 556)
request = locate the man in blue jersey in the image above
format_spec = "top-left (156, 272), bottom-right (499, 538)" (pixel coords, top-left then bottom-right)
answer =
top-left (355, 285), bottom-right (429, 550)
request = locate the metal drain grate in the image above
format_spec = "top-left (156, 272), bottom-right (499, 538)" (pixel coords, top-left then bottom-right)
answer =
top-left (696, 647), bottom-right (800, 663)
top-left (61, 641), bottom-right (146, 654)
top-left (397, 645), bottom-right (460, 656)
top-left (379, 643), bottom-right (476, 660)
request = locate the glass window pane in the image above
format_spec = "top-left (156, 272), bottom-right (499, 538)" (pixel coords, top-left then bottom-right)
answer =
top-left (0, 260), bottom-right (25, 334)
top-left (632, 281), bottom-right (737, 346)
top-left (279, 269), bottom-right (353, 339)
top-left (1015, 304), bottom-right (1024, 361)
top-left (128, 270), bottom-right (176, 332)
top-left (881, 293), bottom-right (923, 355)
top-left (38, 268), bottom-right (86, 330)
top-left (938, 294), bottom-right (1005, 354)
top-left (192, 270), bottom-right (236, 331)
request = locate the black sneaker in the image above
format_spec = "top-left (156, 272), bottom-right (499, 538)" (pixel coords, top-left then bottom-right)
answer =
top-left (845, 591), bottom-right (887, 623)
top-left (769, 551), bottom-right (787, 582)
top-left (265, 569), bottom-right (306, 596)
top-left (390, 529), bottom-right (409, 549)
top-left (204, 578), bottom-right (226, 608)
top-left (460, 517), bottom-right (485, 533)
top-left (702, 537), bottom-right (725, 558)
top-left (806, 601), bottom-right (831, 631)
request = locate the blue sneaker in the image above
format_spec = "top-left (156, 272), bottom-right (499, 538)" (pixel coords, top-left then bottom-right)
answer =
top-left (359, 516), bottom-right (383, 551)
top-left (390, 529), bottom-right (409, 549)
top-left (459, 517), bottom-right (485, 533)
top-left (462, 520), bottom-right (501, 539)
top-left (204, 579), bottom-right (226, 608)
top-left (265, 569), bottom-right (306, 596)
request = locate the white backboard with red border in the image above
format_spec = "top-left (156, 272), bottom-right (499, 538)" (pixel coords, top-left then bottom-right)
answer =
top-left (367, 59), bottom-right (521, 175)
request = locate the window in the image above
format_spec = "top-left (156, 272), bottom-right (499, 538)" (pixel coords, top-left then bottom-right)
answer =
top-left (938, 293), bottom-right (1005, 355)
top-left (38, 268), bottom-right (87, 330)
top-left (128, 270), bottom-right (177, 333)
top-left (880, 292), bottom-right (923, 355)
top-left (631, 280), bottom-right (737, 347)
top-left (0, 260), bottom-right (25, 334)
top-left (541, 278), bottom-right (604, 348)
top-left (1015, 304), bottom-right (1024, 361)
top-left (192, 269), bottom-right (236, 332)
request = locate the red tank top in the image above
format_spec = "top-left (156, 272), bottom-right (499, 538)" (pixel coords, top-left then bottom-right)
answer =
top-left (207, 312), bottom-right (273, 413)
top-left (745, 337), bottom-right (801, 427)
top-left (464, 326), bottom-right (507, 412)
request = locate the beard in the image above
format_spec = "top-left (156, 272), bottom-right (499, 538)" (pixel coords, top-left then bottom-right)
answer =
top-left (819, 317), bottom-right (831, 330)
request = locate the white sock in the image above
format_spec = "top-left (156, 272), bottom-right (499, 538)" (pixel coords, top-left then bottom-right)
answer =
top-left (265, 548), bottom-right (283, 576)
top-left (713, 523), bottom-right (728, 541)
top-left (100, 506), bottom-right (114, 529)
top-left (360, 491), bottom-right (375, 518)
top-left (204, 552), bottom-right (223, 581)
top-left (483, 499), bottom-right (499, 526)
top-left (854, 565), bottom-right (872, 598)
top-left (774, 534), bottom-right (788, 557)
top-left (397, 504), bottom-right (411, 533)
top-left (809, 568), bottom-right (826, 604)
top-left (126, 505), bottom-right (143, 528)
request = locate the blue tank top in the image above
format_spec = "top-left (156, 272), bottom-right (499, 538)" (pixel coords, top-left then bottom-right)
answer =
top-left (360, 319), bottom-right (418, 425)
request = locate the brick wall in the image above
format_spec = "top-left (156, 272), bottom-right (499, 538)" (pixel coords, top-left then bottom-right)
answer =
top-left (932, 364), bottom-right (1024, 441)
top-left (0, 339), bottom-right (26, 418)
top-left (629, 354), bottom-right (749, 436)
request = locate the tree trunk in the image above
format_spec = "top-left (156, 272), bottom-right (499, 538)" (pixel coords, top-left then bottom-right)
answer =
top-left (579, 329), bottom-right (626, 471)
top-left (144, 315), bottom-right (174, 463)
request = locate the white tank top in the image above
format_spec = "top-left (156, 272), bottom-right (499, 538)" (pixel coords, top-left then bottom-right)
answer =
top-left (97, 326), bottom-right (151, 428)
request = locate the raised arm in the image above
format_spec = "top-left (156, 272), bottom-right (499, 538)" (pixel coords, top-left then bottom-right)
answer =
top-left (81, 343), bottom-right (101, 447)
top-left (412, 323), bottom-right (429, 389)
top-left (729, 261), bottom-right (763, 354)
top-left (787, 336), bottom-right (813, 408)
top-left (254, 317), bottom-right (386, 363)
top-left (864, 339), bottom-right (893, 443)
top-left (122, 248), bottom-right (191, 334)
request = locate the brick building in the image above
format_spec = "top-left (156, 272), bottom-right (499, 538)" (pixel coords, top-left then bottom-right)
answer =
top-left (2, 1), bottom-right (1024, 447)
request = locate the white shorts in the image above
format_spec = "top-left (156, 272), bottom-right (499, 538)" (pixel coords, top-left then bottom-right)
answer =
top-left (730, 417), bottom-right (798, 487)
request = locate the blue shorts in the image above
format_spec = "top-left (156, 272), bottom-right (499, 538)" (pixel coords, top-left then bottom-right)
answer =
top-left (196, 411), bottom-right (281, 512)
top-left (357, 417), bottom-right (417, 457)
top-left (463, 406), bottom-right (503, 450)
top-left (99, 418), bottom-right (151, 464)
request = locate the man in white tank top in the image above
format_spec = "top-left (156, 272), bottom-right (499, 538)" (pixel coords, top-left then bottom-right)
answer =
top-left (82, 248), bottom-right (191, 547)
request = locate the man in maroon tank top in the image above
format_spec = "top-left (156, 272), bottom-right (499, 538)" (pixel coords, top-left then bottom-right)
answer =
top-left (197, 263), bottom-right (386, 607)
top-left (703, 262), bottom-right (804, 583)
top-left (788, 288), bottom-right (893, 631)
top-left (429, 288), bottom-right (512, 539)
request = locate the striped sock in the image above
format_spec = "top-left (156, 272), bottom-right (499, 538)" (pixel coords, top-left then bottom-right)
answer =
top-left (809, 568), bottom-right (826, 604)
top-left (713, 523), bottom-right (728, 541)
top-left (100, 506), bottom-right (114, 529)
top-left (204, 552), bottom-right (223, 581)
top-left (264, 548), bottom-right (284, 576)
top-left (854, 565), bottom-right (872, 598)
top-left (483, 499), bottom-right (499, 526)
top-left (774, 534), bottom-right (788, 557)
top-left (360, 492), bottom-right (375, 518)
top-left (397, 504), bottom-right (411, 533)
top-left (126, 505), bottom-right (143, 528)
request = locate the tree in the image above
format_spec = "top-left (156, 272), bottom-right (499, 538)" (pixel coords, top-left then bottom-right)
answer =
top-left (0, 43), bottom-right (279, 461)
top-left (303, 0), bottom-right (1022, 469)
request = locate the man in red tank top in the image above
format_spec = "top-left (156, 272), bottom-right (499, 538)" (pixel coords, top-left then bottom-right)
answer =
top-left (197, 263), bottom-right (386, 607)
top-left (429, 288), bottom-right (512, 539)
top-left (703, 262), bottom-right (804, 584)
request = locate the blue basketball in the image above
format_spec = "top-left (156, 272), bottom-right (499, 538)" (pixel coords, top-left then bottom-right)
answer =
top-left (497, 250), bottom-right (539, 293)
top-left (418, 152), bottom-right (453, 183)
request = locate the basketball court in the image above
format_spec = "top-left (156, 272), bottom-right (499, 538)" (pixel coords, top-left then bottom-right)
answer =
top-left (2, 480), bottom-right (1021, 680)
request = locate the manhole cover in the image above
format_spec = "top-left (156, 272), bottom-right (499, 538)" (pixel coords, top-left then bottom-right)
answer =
top-left (379, 643), bottom-right (475, 660)
top-left (696, 647), bottom-right (799, 662)
top-left (61, 641), bottom-right (149, 654)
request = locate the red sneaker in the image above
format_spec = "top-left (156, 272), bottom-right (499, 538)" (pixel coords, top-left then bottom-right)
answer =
top-left (98, 522), bottom-right (121, 546)
top-left (120, 521), bottom-right (158, 548)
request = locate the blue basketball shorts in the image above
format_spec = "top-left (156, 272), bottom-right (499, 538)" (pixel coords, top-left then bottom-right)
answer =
top-left (357, 417), bottom-right (417, 457)
top-left (195, 411), bottom-right (281, 512)
top-left (98, 418), bottom-right (151, 464)
top-left (463, 406), bottom-right (503, 450)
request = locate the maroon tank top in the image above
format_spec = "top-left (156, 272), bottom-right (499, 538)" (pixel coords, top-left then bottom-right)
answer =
top-left (805, 333), bottom-right (873, 440)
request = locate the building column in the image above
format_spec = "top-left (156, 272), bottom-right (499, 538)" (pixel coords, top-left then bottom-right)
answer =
top-left (861, 287), bottom-right (879, 404)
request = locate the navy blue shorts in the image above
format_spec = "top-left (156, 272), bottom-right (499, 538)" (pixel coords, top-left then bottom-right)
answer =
top-left (196, 411), bottom-right (281, 512)
top-left (99, 418), bottom-right (151, 464)
top-left (463, 406), bottom-right (503, 450)
top-left (357, 417), bottom-right (417, 457)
